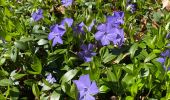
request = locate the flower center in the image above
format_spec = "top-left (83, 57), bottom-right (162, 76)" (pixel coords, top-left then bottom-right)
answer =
top-left (84, 87), bottom-right (88, 92)
top-left (104, 32), bottom-right (108, 35)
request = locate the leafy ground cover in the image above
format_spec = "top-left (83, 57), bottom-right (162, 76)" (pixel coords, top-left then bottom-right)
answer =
top-left (0, 0), bottom-right (170, 100)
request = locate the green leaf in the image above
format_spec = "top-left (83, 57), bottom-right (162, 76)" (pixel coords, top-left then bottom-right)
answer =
top-left (32, 84), bottom-right (40, 98)
top-left (165, 22), bottom-right (170, 31)
top-left (10, 46), bottom-right (17, 62)
top-left (107, 69), bottom-right (117, 82)
top-left (144, 52), bottom-right (157, 63)
top-left (5, 7), bottom-right (12, 17)
top-left (125, 96), bottom-right (134, 100)
top-left (13, 74), bottom-right (26, 80)
top-left (53, 49), bottom-right (67, 54)
top-left (0, 94), bottom-right (5, 100)
top-left (31, 55), bottom-right (42, 74)
top-left (99, 85), bottom-right (110, 93)
top-left (0, 69), bottom-right (9, 77)
top-left (37, 39), bottom-right (48, 45)
top-left (103, 54), bottom-right (116, 63)
top-left (10, 87), bottom-right (19, 100)
top-left (50, 91), bottom-right (60, 100)
top-left (24, 79), bottom-right (36, 86)
top-left (14, 41), bottom-right (27, 50)
top-left (122, 74), bottom-right (136, 86)
top-left (0, 79), bottom-right (13, 86)
top-left (61, 82), bottom-right (76, 99)
top-left (60, 69), bottom-right (78, 83)
top-left (0, 58), bottom-right (6, 65)
top-left (129, 43), bottom-right (138, 58)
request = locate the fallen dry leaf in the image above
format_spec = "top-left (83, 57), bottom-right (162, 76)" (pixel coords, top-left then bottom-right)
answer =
top-left (162, 0), bottom-right (170, 11)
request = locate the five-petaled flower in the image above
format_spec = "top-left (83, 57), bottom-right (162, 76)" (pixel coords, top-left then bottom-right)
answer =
top-left (95, 11), bottom-right (125, 46)
top-left (46, 73), bottom-right (56, 84)
top-left (61, 0), bottom-right (73, 7)
top-left (73, 74), bottom-right (99, 100)
top-left (95, 23), bottom-right (117, 46)
top-left (32, 9), bottom-right (43, 21)
top-left (48, 24), bottom-right (66, 46)
top-left (78, 44), bottom-right (96, 62)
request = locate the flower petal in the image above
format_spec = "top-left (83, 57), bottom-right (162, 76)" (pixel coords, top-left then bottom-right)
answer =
top-left (88, 81), bottom-right (99, 95)
top-left (52, 36), bottom-right (63, 46)
top-left (101, 36), bottom-right (110, 46)
top-left (95, 31), bottom-right (104, 40)
top-left (79, 74), bottom-right (91, 88)
top-left (81, 44), bottom-right (88, 51)
top-left (79, 91), bottom-right (86, 100)
top-left (84, 56), bottom-right (92, 62)
top-left (106, 33), bottom-right (116, 41)
top-left (157, 57), bottom-right (165, 64)
top-left (97, 24), bottom-right (106, 31)
top-left (84, 94), bottom-right (95, 100)
top-left (61, 18), bottom-right (73, 27)
top-left (73, 80), bottom-right (86, 91)
top-left (48, 32), bottom-right (55, 40)
top-left (87, 44), bottom-right (94, 51)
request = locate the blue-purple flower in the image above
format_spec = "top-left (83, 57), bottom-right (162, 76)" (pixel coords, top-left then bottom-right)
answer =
top-left (95, 23), bottom-right (117, 46)
top-left (113, 28), bottom-right (125, 46)
top-left (161, 49), bottom-right (170, 57)
top-left (74, 20), bottom-right (95, 34)
top-left (94, 23), bottom-right (124, 46)
top-left (157, 49), bottom-right (170, 70)
top-left (73, 74), bottom-right (99, 100)
top-left (95, 11), bottom-right (125, 46)
top-left (48, 24), bottom-right (66, 46)
top-left (76, 22), bottom-right (85, 34)
top-left (78, 44), bottom-right (96, 62)
top-left (61, 0), bottom-right (73, 7)
top-left (127, 4), bottom-right (136, 13)
top-left (61, 18), bottom-right (73, 27)
top-left (107, 11), bottom-right (124, 27)
top-left (87, 20), bottom-right (95, 32)
top-left (166, 32), bottom-right (170, 39)
top-left (46, 73), bottom-right (56, 84)
top-left (31, 9), bottom-right (43, 21)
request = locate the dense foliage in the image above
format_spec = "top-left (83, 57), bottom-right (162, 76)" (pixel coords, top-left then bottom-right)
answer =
top-left (0, 0), bottom-right (170, 99)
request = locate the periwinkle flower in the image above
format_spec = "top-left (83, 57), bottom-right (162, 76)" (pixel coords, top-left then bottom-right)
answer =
top-left (127, 4), bottom-right (136, 13)
top-left (113, 28), bottom-right (125, 46)
top-left (61, 0), bottom-right (73, 7)
top-left (95, 23), bottom-right (117, 46)
top-left (127, 0), bottom-right (131, 3)
top-left (46, 73), bottom-right (56, 84)
top-left (73, 74), bottom-right (99, 100)
top-left (157, 57), bottom-right (165, 64)
top-left (31, 9), bottom-right (43, 21)
top-left (76, 22), bottom-right (85, 34)
top-left (107, 11), bottom-right (124, 27)
top-left (61, 18), bottom-right (73, 27)
top-left (166, 33), bottom-right (170, 39)
top-left (161, 49), bottom-right (170, 58)
top-left (87, 20), bottom-right (95, 32)
top-left (74, 20), bottom-right (95, 35)
top-left (48, 24), bottom-right (66, 46)
top-left (78, 44), bottom-right (96, 62)
top-left (157, 49), bottom-right (170, 70)
top-left (96, 11), bottom-right (125, 46)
